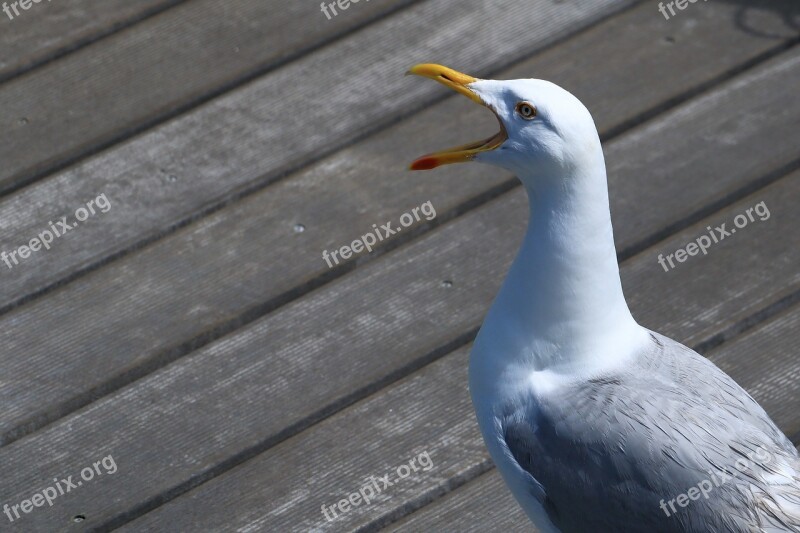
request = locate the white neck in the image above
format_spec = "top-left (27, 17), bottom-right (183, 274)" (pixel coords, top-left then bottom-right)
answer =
top-left (472, 156), bottom-right (648, 383)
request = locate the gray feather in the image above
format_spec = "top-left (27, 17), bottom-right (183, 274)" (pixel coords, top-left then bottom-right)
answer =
top-left (501, 331), bottom-right (800, 532)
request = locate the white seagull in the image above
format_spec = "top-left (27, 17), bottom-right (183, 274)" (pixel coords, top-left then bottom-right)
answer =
top-left (408, 64), bottom-right (800, 532)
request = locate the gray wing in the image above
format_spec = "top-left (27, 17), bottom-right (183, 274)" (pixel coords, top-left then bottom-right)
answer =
top-left (502, 331), bottom-right (800, 533)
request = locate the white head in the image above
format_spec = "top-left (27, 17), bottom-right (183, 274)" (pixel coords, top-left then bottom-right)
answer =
top-left (407, 64), bottom-right (604, 192)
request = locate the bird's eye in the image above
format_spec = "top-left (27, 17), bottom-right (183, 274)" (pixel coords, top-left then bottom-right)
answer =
top-left (515, 102), bottom-right (537, 120)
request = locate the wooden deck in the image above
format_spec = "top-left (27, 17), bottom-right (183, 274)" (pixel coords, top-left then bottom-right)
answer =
top-left (0, 0), bottom-right (798, 531)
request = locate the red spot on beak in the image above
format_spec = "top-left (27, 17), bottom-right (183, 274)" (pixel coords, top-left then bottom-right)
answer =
top-left (409, 157), bottom-right (441, 171)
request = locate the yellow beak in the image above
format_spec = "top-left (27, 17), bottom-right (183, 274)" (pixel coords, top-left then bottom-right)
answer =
top-left (407, 64), bottom-right (507, 170)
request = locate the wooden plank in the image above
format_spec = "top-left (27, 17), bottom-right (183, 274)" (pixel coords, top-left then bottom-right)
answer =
top-left (0, 0), bottom-right (795, 311)
top-left (120, 344), bottom-right (487, 533)
top-left (388, 470), bottom-right (528, 533)
top-left (1, 28), bottom-right (798, 447)
top-left (120, 266), bottom-right (800, 532)
top-left (3, 0), bottom-right (668, 309)
top-left (388, 304), bottom-right (800, 533)
top-left (711, 305), bottom-right (800, 441)
top-left (3, 0), bottom-right (796, 313)
top-left (0, 0), bottom-right (427, 193)
top-left (0, 0), bottom-right (640, 429)
top-left (0, 0), bottom-right (183, 82)
top-left (0, 164), bottom-right (797, 531)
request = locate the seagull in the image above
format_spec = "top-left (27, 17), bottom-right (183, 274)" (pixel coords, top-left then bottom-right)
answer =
top-left (407, 64), bottom-right (800, 532)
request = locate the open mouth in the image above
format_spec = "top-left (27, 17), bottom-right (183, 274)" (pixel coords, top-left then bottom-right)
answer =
top-left (407, 64), bottom-right (507, 171)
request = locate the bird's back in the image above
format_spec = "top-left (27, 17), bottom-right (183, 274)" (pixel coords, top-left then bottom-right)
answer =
top-left (493, 331), bottom-right (800, 532)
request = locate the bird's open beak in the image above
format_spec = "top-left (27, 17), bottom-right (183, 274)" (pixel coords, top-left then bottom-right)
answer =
top-left (407, 64), bottom-right (507, 170)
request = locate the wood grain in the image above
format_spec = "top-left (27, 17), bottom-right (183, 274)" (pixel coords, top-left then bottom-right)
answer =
top-left (0, 166), bottom-right (796, 532)
top-left (389, 469), bottom-right (527, 533)
top-left (2, 0), bottom-right (796, 313)
top-left (0, 0), bottom-right (183, 82)
top-left (1, 36), bottom-right (798, 448)
top-left (0, 0), bottom-right (639, 306)
top-left (0, 0), bottom-right (428, 193)
top-left (0, 1), bottom-right (796, 530)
